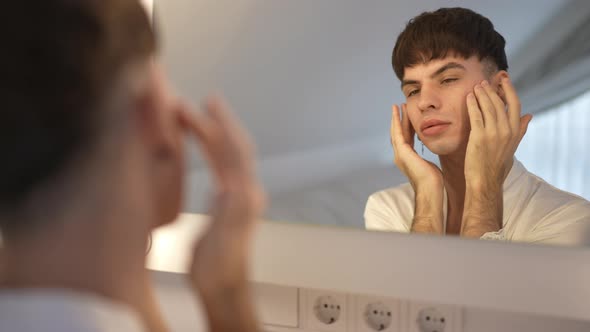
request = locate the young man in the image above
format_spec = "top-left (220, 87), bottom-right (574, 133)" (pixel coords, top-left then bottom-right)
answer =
top-left (365, 7), bottom-right (590, 246)
top-left (0, 1), bottom-right (264, 331)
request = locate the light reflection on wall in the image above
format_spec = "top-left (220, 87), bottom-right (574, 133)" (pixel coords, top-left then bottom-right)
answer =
top-left (516, 89), bottom-right (590, 200)
top-left (140, 0), bottom-right (153, 18)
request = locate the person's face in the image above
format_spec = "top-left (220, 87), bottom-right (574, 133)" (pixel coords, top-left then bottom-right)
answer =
top-left (401, 55), bottom-right (501, 156)
top-left (140, 64), bottom-right (186, 227)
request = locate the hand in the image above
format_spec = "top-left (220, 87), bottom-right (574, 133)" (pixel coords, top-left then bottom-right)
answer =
top-left (390, 104), bottom-right (444, 233)
top-left (391, 104), bottom-right (443, 189)
top-left (462, 77), bottom-right (532, 237)
top-left (180, 96), bottom-right (266, 332)
top-left (464, 77), bottom-right (532, 191)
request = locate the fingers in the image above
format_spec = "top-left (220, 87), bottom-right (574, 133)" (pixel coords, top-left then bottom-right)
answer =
top-left (179, 103), bottom-right (227, 187)
top-left (401, 104), bottom-right (415, 147)
top-left (466, 92), bottom-right (484, 132)
top-left (391, 104), bottom-right (416, 150)
top-left (471, 77), bottom-right (529, 148)
top-left (204, 96), bottom-right (255, 179)
top-left (180, 96), bottom-right (258, 193)
top-left (473, 82), bottom-right (496, 131)
top-left (481, 80), bottom-right (508, 125)
top-left (208, 182), bottom-right (266, 232)
top-left (390, 104), bottom-right (403, 147)
top-left (501, 76), bottom-right (522, 134)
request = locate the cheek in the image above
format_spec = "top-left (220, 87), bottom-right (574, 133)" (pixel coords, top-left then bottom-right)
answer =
top-left (452, 88), bottom-right (472, 127)
top-left (405, 105), bottom-right (421, 129)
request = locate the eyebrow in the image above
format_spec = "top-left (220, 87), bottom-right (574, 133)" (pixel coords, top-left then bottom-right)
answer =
top-left (401, 62), bottom-right (467, 89)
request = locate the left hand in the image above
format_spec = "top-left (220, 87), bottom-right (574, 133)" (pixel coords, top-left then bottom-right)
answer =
top-left (464, 76), bottom-right (532, 191)
top-left (461, 77), bottom-right (532, 237)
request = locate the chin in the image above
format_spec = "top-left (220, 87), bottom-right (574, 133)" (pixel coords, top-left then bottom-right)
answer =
top-left (424, 141), bottom-right (462, 156)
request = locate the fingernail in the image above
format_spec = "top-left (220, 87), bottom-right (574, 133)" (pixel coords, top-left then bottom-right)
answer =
top-left (481, 80), bottom-right (489, 87)
top-left (467, 92), bottom-right (474, 98)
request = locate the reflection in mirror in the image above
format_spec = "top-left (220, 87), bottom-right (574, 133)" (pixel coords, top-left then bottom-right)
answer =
top-left (157, 0), bottom-right (590, 246)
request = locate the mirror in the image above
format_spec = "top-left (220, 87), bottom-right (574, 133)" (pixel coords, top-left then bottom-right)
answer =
top-left (156, 0), bottom-right (590, 247)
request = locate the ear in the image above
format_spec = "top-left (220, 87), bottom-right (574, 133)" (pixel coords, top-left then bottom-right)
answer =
top-left (491, 70), bottom-right (509, 103)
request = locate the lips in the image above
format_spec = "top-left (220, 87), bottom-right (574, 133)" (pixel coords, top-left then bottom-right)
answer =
top-left (420, 119), bottom-right (451, 136)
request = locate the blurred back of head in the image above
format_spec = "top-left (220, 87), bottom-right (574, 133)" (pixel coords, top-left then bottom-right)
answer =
top-left (0, 0), bottom-right (156, 235)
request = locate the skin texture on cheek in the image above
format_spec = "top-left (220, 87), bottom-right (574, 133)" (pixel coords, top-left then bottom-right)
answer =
top-left (146, 67), bottom-right (187, 227)
top-left (401, 56), bottom-right (500, 156)
top-left (416, 86), bottom-right (485, 156)
top-left (160, 104), bottom-right (187, 227)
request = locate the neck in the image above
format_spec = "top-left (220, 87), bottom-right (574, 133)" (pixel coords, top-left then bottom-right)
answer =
top-left (0, 111), bottom-right (175, 331)
top-left (0, 215), bottom-right (167, 332)
top-left (0, 151), bottom-right (169, 332)
top-left (439, 149), bottom-right (467, 234)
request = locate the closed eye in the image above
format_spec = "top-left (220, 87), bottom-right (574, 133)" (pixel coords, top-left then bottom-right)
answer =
top-left (441, 78), bottom-right (458, 84)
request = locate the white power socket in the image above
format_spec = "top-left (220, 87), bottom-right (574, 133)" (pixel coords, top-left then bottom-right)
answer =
top-left (303, 289), bottom-right (348, 332)
top-left (402, 301), bottom-right (463, 332)
top-left (354, 295), bottom-right (400, 332)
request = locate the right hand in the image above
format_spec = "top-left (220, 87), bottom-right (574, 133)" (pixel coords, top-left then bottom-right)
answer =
top-left (180, 96), bottom-right (266, 332)
top-left (391, 104), bottom-right (444, 234)
top-left (390, 104), bottom-right (443, 190)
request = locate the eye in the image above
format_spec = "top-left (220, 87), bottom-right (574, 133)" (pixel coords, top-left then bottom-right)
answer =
top-left (407, 89), bottom-right (420, 97)
top-left (441, 78), bottom-right (457, 84)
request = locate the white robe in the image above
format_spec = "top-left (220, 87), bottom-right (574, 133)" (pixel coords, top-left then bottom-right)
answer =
top-left (364, 159), bottom-right (590, 246)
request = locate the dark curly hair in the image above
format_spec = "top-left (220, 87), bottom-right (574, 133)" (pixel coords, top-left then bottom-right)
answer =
top-left (0, 0), bottom-right (156, 228)
top-left (392, 7), bottom-right (508, 80)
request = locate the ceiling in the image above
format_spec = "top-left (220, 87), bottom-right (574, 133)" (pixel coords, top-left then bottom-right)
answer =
top-left (156, 0), bottom-right (571, 169)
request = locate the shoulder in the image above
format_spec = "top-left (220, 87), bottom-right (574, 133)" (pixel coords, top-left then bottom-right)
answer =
top-left (510, 168), bottom-right (590, 245)
top-left (364, 183), bottom-right (414, 232)
top-left (367, 183), bottom-right (414, 208)
top-left (0, 290), bottom-right (145, 332)
top-left (519, 170), bottom-right (590, 215)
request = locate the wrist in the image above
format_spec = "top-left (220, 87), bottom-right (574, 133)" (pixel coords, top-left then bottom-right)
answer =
top-left (462, 187), bottom-right (504, 238)
top-left (465, 179), bottom-right (502, 198)
top-left (461, 215), bottom-right (501, 238)
top-left (198, 283), bottom-right (259, 332)
top-left (413, 177), bottom-right (443, 192)
top-left (412, 217), bottom-right (443, 234)
top-left (413, 186), bottom-right (444, 234)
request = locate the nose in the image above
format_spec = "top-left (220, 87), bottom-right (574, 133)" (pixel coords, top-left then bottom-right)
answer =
top-left (417, 84), bottom-right (441, 112)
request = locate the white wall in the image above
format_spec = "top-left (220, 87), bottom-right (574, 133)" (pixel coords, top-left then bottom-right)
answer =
top-left (265, 162), bottom-right (406, 228)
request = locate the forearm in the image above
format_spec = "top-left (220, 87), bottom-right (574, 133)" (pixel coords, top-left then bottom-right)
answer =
top-left (412, 185), bottom-right (444, 234)
top-left (200, 284), bottom-right (259, 332)
top-left (461, 184), bottom-right (503, 238)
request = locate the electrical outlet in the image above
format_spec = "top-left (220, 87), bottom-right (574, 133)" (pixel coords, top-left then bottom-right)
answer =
top-left (354, 295), bottom-right (400, 332)
top-left (402, 301), bottom-right (462, 332)
top-left (303, 289), bottom-right (348, 332)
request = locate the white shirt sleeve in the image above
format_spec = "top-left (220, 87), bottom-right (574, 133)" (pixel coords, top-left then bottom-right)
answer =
top-left (481, 200), bottom-right (590, 246)
top-left (0, 290), bottom-right (146, 332)
top-left (364, 190), bottom-right (412, 233)
top-left (527, 203), bottom-right (590, 246)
